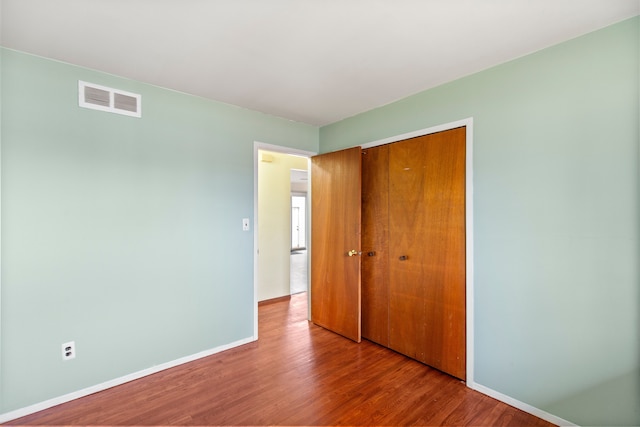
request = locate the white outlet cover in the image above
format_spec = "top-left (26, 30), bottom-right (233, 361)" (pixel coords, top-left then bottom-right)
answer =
top-left (62, 341), bottom-right (76, 360)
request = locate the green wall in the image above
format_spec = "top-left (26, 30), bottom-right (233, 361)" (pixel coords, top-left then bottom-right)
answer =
top-left (321, 17), bottom-right (639, 426)
top-left (0, 48), bottom-right (318, 413)
top-left (1, 16), bottom-right (638, 426)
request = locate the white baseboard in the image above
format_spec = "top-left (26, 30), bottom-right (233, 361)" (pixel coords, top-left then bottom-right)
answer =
top-left (0, 336), bottom-right (256, 424)
top-left (470, 382), bottom-right (577, 426)
top-left (2, 341), bottom-right (578, 427)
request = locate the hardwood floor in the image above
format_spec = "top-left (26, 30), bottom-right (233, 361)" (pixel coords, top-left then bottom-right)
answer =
top-left (6, 293), bottom-right (555, 426)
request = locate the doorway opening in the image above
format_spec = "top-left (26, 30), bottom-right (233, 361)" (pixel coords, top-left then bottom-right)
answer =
top-left (253, 142), bottom-right (315, 339)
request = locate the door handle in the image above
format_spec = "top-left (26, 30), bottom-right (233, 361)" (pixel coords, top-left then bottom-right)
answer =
top-left (348, 250), bottom-right (362, 257)
top-left (399, 255), bottom-right (408, 261)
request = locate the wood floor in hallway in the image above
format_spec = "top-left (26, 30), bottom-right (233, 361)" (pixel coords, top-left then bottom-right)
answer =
top-left (6, 292), bottom-right (555, 426)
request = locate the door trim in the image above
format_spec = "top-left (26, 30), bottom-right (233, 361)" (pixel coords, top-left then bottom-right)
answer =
top-left (253, 142), bottom-right (316, 340)
top-left (359, 117), bottom-right (475, 388)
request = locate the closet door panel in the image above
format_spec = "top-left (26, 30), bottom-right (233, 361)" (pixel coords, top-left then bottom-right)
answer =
top-left (388, 127), bottom-right (466, 380)
top-left (361, 145), bottom-right (390, 346)
top-left (388, 136), bottom-right (429, 361)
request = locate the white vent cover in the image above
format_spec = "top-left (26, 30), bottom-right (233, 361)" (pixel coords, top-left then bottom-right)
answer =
top-left (79, 81), bottom-right (142, 118)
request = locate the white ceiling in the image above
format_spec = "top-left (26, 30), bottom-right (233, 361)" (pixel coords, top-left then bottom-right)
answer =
top-left (1, 0), bottom-right (638, 126)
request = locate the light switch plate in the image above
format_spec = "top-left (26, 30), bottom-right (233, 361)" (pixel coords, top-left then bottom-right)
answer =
top-left (242, 218), bottom-right (250, 231)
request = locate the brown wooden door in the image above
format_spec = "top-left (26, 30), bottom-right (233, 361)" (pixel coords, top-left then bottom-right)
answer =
top-left (310, 147), bottom-right (362, 342)
top-left (361, 144), bottom-right (390, 346)
top-left (388, 127), bottom-right (466, 380)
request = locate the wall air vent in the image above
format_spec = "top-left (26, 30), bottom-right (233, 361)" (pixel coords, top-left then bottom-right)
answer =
top-left (79, 81), bottom-right (141, 118)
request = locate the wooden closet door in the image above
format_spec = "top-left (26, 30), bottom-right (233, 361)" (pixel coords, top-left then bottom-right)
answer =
top-left (388, 127), bottom-right (466, 380)
top-left (361, 145), bottom-right (390, 346)
top-left (311, 147), bottom-right (362, 342)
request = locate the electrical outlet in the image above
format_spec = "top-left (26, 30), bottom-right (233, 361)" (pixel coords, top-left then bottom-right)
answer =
top-left (62, 341), bottom-right (76, 361)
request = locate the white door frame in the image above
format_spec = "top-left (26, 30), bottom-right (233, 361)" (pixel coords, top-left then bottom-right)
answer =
top-left (253, 142), bottom-right (316, 340)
